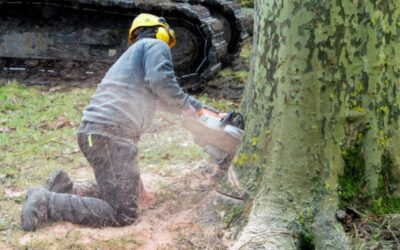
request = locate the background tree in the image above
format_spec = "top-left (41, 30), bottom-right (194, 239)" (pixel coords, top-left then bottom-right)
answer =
top-left (222, 0), bottom-right (400, 248)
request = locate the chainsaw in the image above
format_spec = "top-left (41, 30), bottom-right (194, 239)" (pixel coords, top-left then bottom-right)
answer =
top-left (182, 106), bottom-right (244, 167)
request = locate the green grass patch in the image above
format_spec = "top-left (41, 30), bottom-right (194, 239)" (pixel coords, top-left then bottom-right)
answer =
top-left (219, 68), bottom-right (248, 83)
top-left (19, 232), bottom-right (138, 250)
top-left (0, 81), bottom-right (93, 248)
top-left (0, 81), bottom-right (93, 187)
top-left (239, 0), bottom-right (254, 8)
top-left (196, 94), bottom-right (240, 112)
top-left (239, 40), bottom-right (252, 60)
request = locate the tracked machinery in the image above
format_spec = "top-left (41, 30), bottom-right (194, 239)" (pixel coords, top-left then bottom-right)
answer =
top-left (0, 0), bottom-right (248, 88)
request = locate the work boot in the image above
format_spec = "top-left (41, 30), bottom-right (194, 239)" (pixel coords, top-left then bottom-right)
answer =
top-left (44, 169), bottom-right (101, 198)
top-left (44, 169), bottom-right (73, 193)
top-left (48, 192), bottom-right (119, 227)
top-left (71, 182), bottom-right (101, 198)
top-left (21, 188), bottom-right (51, 232)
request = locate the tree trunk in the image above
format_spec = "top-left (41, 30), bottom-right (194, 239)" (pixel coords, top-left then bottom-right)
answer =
top-left (225, 0), bottom-right (400, 249)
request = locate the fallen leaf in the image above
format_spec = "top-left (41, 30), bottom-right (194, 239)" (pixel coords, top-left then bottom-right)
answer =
top-left (63, 148), bottom-right (80, 155)
top-left (161, 153), bottom-right (170, 160)
top-left (38, 121), bottom-right (50, 130)
top-left (50, 116), bottom-right (74, 130)
top-left (6, 96), bottom-right (16, 105)
top-left (5, 173), bottom-right (15, 179)
top-left (0, 126), bottom-right (14, 133)
top-left (49, 86), bottom-right (63, 92)
top-left (4, 188), bottom-right (25, 199)
top-left (74, 104), bottom-right (86, 112)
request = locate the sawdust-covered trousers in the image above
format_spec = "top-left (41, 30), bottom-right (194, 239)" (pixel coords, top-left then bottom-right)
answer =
top-left (47, 122), bottom-right (141, 227)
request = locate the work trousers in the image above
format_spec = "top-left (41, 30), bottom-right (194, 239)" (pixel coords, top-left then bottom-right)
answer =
top-left (46, 124), bottom-right (141, 227)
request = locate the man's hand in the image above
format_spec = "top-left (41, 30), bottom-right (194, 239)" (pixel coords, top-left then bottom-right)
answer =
top-left (181, 104), bottom-right (198, 118)
top-left (197, 107), bottom-right (227, 119)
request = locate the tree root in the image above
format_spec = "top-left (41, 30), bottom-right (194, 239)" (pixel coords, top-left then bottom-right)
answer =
top-left (231, 227), bottom-right (297, 249)
top-left (313, 208), bottom-right (349, 250)
top-left (229, 190), bottom-right (351, 250)
top-left (231, 208), bottom-right (298, 250)
top-left (232, 212), bottom-right (349, 249)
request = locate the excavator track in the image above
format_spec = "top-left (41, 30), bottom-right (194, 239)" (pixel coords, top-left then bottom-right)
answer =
top-left (0, 0), bottom-right (246, 88)
top-left (139, 2), bottom-right (228, 84)
top-left (186, 0), bottom-right (249, 65)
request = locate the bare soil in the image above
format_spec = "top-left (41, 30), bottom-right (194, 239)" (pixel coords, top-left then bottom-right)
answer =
top-left (2, 56), bottom-right (249, 99)
top-left (19, 165), bottom-right (229, 249)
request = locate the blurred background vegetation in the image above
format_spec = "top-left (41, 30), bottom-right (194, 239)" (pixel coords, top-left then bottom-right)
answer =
top-left (235, 0), bottom-right (254, 8)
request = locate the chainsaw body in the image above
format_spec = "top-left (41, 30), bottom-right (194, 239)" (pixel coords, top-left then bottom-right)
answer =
top-left (182, 107), bottom-right (244, 166)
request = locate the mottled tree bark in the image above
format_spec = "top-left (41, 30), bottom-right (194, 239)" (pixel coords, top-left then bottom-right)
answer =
top-left (226, 0), bottom-right (400, 249)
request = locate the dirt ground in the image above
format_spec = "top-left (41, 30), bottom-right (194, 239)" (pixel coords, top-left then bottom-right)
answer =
top-left (19, 166), bottom-right (230, 250)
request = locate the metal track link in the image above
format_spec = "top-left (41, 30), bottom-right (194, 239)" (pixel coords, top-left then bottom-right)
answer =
top-left (186, 0), bottom-right (249, 65)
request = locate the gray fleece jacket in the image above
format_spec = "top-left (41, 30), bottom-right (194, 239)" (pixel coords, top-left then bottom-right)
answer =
top-left (79, 38), bottom-right (202, 137)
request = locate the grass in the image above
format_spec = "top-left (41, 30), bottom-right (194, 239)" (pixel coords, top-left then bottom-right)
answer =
top-left (14, 230), bottom-right (138, 250)
top-left (0, 83), bottom-right (92, 176)
top-left (0, 81), bottom-right (92, 189)
top-left (239, 40), bottom-right (252, 60)
top-left (215, 41), bottom-right (251, 87)
top-left (348, 212), bottom-right (400, 250)
top-left (239, 0), bottom-right (254, 8)
top-left (0, 81), bottom-right (94, 249)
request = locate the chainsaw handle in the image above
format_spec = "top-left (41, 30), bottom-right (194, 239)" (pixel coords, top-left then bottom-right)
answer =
top-left (220, 111), bottom-right (245, 130)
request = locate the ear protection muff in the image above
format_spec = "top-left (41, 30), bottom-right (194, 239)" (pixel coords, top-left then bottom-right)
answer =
top-left (155, 26), bottom-right (171, 46)
top-left (129, 13), bottom-right (176, 48)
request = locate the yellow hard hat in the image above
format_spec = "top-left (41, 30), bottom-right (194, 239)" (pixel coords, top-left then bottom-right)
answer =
top-left (128, 13), bottom-right (176, 48)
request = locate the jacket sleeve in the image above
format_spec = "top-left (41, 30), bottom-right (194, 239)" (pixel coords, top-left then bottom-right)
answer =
top-left (144, 41), bottom-right (195, 110)
top-left (188, 96), bottom-right (203, 111)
